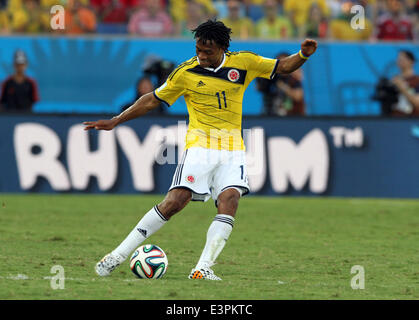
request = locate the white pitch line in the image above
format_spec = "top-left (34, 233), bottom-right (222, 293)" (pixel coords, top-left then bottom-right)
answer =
top-left (0, 274), bottom-right (30, 280)
top-left (0, 274), bottom-right (141, 282)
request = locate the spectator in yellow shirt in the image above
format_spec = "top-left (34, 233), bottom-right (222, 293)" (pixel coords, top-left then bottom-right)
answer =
top-left (256, 0), bottom-right (294, 39)
top-left (329, 0), bottom-right (373, 41)
top-left (7, 0), bottom-right (22, 13)
top-left (303, 2), bottom-right (328, 38)
top-left (221, 0), bottom-right (255, 39)
top-left (283, 0), bottom-right (330, 37)
top-left (170, 0), bottom-right (217, 25)
top-left (176, 0), bottom-right (208, 37)
top-left (0, 7), bottom-right (10, 34)
top-left (10, 0), bottom-right (50, 33)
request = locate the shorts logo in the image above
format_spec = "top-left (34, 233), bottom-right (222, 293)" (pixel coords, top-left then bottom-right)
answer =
top-left (186, 175), bottom-right (195, 183)
top-left (227, 69), bottom-right (240, 82)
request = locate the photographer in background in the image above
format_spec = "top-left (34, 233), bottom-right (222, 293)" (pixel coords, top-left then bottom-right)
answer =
top-left (121, 55), bottom-right (175, 114)
top-left (256, 52), bottom-right (305, 116)
top-left (142, 54), bottom-right (175, 87)
top-left (121, 76), bottom-right (165, 115)
top-left (374, 50), bottom-right (419, 116)
top-left (390, 50), bottom-right (419, 116)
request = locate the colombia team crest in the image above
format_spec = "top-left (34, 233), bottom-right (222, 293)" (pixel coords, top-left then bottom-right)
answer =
top-left (227, 69), bottom-right (240, 82)
top-left (186, 175), bottom-right (195, 183)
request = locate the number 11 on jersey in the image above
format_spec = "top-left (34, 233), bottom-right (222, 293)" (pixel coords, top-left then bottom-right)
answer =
top-left (216, 91), bottom-right (227, 109)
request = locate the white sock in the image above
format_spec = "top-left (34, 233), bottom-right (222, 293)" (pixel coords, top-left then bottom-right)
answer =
top-left (195, 214), bottom-right (234, 269)
top-left (112, 205), bottom-right (168, 260)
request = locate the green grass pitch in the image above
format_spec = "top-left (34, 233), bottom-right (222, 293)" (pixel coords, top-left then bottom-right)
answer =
top-left (0, 194), bottom-right (418, 300)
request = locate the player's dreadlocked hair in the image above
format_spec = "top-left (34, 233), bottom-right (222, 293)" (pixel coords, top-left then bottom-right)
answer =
top-left (192, 20), bottom-right (232, 52)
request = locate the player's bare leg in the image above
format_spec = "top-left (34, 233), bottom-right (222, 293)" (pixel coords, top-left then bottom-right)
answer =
top-left (157, 188), bottom-right (192, 219)
top-left (216, 188), bottom-right (240, 217)
top-left (95, 188), bottom-right (191, 276)
top-left (189, 188), bottom-right (241, 280)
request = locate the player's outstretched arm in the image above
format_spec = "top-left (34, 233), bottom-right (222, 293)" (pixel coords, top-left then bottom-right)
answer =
top-left (275, 39), bottom-right (318, 74)
top-left (83, 92), bottom-right (160, 131)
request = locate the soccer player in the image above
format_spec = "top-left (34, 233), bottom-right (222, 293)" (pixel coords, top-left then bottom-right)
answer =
top-left (84, 20), bottom-right (317, 280)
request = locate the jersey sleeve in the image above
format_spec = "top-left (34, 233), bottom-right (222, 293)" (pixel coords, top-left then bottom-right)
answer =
top-left (153, 66), bottom-right (185, 107)
top-left (242, 52), bottom-right (279, 81)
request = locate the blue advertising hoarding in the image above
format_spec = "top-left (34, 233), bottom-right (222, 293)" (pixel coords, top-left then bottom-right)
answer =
top-left (0, 114), bottom-right (418, 198)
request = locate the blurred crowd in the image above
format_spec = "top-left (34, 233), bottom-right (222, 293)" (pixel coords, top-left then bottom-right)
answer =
top-left (0, 0), bottom-right (418, 40)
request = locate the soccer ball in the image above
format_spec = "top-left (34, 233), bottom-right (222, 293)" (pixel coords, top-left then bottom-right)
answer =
top-left (129, 244), bottom-right (168, 279)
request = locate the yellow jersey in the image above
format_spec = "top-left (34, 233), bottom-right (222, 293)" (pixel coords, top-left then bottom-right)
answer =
top-left (154, 51), bottom-right (278, 151)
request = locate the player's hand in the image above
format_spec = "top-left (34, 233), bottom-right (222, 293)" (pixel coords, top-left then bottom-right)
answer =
top-left (83, 118), bottom-right (118, 131)
top-left (301, 39), bottom-right (317, 57)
